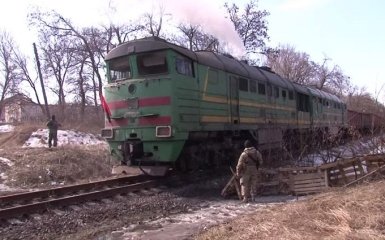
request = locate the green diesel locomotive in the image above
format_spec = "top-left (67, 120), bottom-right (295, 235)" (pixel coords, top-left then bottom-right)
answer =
top-left (101, 37), bottom-right (347, 175)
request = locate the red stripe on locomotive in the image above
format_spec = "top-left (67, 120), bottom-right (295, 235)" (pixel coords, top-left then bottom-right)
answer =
top-left (106, 116), bottom-right (172, 127)
top-left (107, 96), bottom-right (171, 110)
top-left (139, 96), bottom-right (171, 107)
top-left (138, 116), bottom-right (172, 126)
top-left (105, 118), bottom-right (129, 127)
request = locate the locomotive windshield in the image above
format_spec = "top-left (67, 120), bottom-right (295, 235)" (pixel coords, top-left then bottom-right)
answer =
top-left (137, 51), bottom-right (168, 75)
top-left (108, 57), bottom-right (131, 82)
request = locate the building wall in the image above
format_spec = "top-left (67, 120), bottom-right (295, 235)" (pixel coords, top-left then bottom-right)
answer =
top-left (4, 102), bottom-right (44, 123)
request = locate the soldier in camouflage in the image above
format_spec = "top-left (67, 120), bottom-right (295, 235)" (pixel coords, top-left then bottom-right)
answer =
top-left (236, 140), bottom-right (263, 203)
top-left (46, 115), bottom-right (61, 148)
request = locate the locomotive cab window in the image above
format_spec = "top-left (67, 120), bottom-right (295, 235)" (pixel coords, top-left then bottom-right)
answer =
top-left (258, 83), bottom-right (266, 95)
top-left (282, 90), bottom-right (287, 100)
top-left (108, 57), bottom-right (131, 82)
top-left (176, 56), bottom-right (194, 77)
top-left (137, 51), bottom-right (168, 75)
top-left (288, 90), bottom-right (294, 100)
top-left (297, 93), bottom-right (310, 112)
top-left (250, 80), bottom-right (257, 93)
top-left (274, 86), bottom-right (279, 98)
top-left (239, 78), bottom-right (248, 91)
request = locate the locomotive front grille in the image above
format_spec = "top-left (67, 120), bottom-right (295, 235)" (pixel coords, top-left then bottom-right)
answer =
top-left (127, 97), bottom-right (138, 109)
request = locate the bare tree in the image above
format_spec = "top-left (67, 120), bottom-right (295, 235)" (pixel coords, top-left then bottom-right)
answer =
top-left (100, 23), bottom-right (144, 53)
top-left (0, 31), bottom-right (22, 118)
top-left (13, 44), bottom-right (48, 117)
top-left (38, 30), bottom-right (77, 109)
top-left (140, 5), bottom-right (168, 38)
top-left (225, 0), bottom-right (269, 55)
top-left (175, 23), bottom-right (220, 52)
top-left (314, 57), bottom-right (350, 96)
top-left (29, 10), bottom-right (105, 103)
top-left (265, 44), bottom-right (315, 85)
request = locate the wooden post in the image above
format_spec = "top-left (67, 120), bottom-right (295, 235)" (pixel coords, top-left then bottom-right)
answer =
top-left (324, 169), bottom-right (329, 188)
top-left (230, 167), bottom-right (242, 200)
top-left (221, 167), bottom-right (242, 200)
top-left (338, 164), bottom-right (348, 184)
top-left (356, 160), bottom-right (365, 177)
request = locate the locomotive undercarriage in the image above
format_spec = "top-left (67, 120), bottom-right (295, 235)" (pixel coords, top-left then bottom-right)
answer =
top-left (175, 132), bottom-right (245, 172)
top-left (115, 126), bottom-right (347, 175)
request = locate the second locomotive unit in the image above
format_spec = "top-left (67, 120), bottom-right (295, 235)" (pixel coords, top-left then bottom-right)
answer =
top-left (101, 37), bottom-right (347, 174)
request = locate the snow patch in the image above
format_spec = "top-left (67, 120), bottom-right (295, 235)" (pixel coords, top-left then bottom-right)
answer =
top-left (22, 129), bottom-right (107, 148)
top-left (0, 124), bottom-right (14, 133)
top-left (113, 196), bottom-right (295, 240)
top-left (0, 157), bottom-right (14, 166)
top-left (0, 183), bottom-right (14, 191)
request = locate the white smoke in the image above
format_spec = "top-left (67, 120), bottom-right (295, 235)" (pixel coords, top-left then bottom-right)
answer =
top-left (110, 0), bottom-right (246, 58)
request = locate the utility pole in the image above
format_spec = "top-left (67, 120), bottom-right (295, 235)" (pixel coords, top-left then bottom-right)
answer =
top-left (33, 43), bottom-right (50, 119)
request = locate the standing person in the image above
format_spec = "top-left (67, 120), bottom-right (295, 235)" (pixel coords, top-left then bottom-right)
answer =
top-left (46, 115), bottom-right (61, 148)
top-left (236, 140), bottom-right (263, 203)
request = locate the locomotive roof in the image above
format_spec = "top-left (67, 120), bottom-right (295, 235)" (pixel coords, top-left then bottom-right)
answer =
top-left (105, 37), bottom-right (342, 103)
top-left (105, 37), bottom-right (197, 61)
top-left (258, 67), bottom-right (294, 90)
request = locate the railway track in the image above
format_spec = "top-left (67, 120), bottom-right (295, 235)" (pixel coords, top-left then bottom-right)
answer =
top-left (0, 174), bottom-right (159, 221)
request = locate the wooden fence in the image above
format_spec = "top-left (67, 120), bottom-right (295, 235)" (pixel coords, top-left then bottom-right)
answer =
top-left (254, 154), bottom-right (385, 196)
top-left (275, 154), bottom-right (385, 195)
top-left (222, 154), bottom-right (385, 198)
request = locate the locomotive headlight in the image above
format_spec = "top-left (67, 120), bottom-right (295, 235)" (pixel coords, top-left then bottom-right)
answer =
top-left (101, 128), bottom-right (113, 139)
top-left (128, 84), bottom-right (136, 94)
top-left (156, 126), bottom-right (172, 138)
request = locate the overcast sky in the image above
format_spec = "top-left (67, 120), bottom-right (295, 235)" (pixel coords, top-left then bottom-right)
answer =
top-left (1, 0), bottom-right (384, 102)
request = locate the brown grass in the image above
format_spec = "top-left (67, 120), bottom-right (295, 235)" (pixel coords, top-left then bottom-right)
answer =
top-left (0, 122), bottom-right (112, 189)
top-left (2, 145), bottom-right (113, 188)
top-left (196, 181), bottom-right (385, 240)
top-left (0, 124), bottom-right (40, 148)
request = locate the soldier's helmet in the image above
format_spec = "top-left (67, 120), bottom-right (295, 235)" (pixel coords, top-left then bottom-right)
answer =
top-left (244, 140), bottom-right (253, 148)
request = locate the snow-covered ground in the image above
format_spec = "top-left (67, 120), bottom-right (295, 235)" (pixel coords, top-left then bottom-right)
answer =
top-left (0, 156), bottom-right (14, 167)
top-left (0, 124), bottom-right (14, 133)
top-left (22, 129), bottom-right (107, 148)
top-left (103, 196), bottom-right (296, 240)
top-left (0, 156), bottom-right (15, 192)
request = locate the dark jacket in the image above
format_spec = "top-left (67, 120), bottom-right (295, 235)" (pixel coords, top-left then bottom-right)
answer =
top-left (46, 120), bottom-right (61, 133)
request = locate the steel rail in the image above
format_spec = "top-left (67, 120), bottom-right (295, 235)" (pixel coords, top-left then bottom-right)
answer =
top-left (0, 180), bottom-right (158, 220)
top-left (0, 175), bottom-right (150, 207)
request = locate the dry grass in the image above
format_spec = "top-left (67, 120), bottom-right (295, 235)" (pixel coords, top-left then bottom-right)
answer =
top-left (0, 122), bottom-right (112, 189)
top-left (196, 181), bottom-right (385, 240)
top-left (1, 145), bottom-right (113, 188)
top-left (0, 124), bottom-right (41, 148)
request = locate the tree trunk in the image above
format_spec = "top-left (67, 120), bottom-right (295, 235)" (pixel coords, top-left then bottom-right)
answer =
top-left (33, 43), bottom-right (50, 119)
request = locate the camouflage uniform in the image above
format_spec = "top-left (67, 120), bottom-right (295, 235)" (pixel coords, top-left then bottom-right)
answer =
top-left (236, 141), bottom-right (263, 203)
top-left (46, 115), bottom-right (61, 148)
